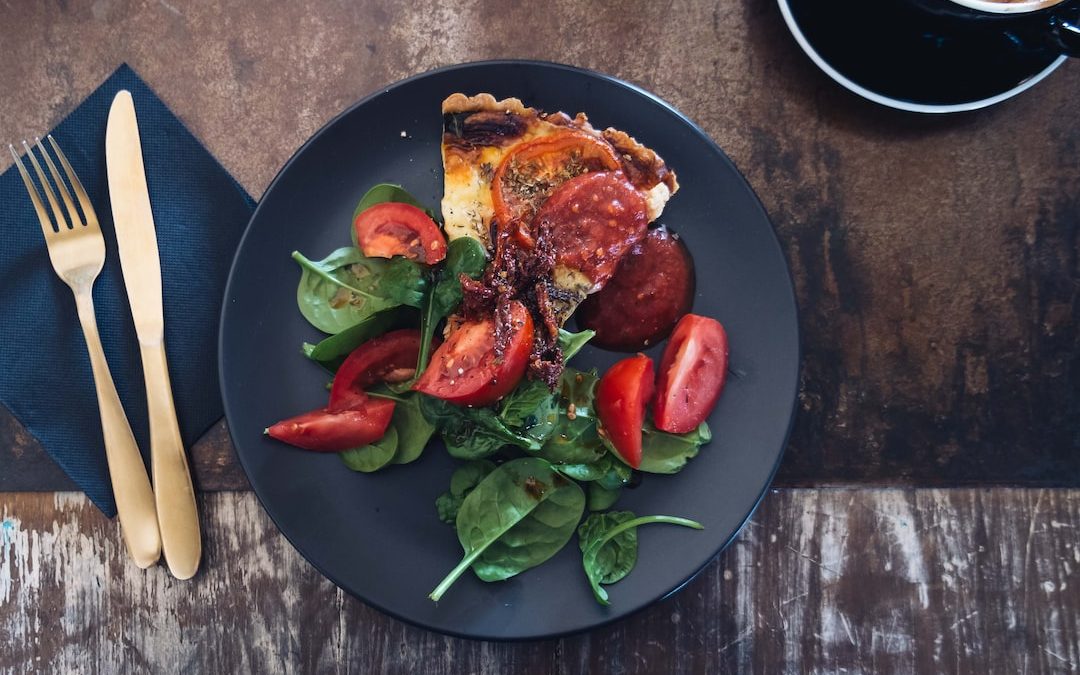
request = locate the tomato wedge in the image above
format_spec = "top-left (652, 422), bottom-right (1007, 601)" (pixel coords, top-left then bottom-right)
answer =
top-left (653, 314), bottom-right (729, 434)
top-left (266, 397), bottom-right (395, 452)
top-left (414, 301), bottom-right (533, 407)
top-left (596, 354), bottom-right (655, 469)
top-left (492, 130), bottom-right (621, 247)
top-left (328, 329), bottom-right (423, 411)
top-left (354, 202), bottom-right (447, 264)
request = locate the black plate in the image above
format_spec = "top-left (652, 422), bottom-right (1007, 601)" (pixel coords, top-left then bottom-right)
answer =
top-left (219, 61), bottom-right (800, 640)
top-left (779, 0), bottom-right (1067, 112)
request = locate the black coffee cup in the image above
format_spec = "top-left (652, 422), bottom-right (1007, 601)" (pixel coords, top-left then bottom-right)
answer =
top-left (907, 0), bottom-right (1080, 55)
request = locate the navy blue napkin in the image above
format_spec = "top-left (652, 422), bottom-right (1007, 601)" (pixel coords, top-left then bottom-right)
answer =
top-left (0, 64), bottom-right (255, 516)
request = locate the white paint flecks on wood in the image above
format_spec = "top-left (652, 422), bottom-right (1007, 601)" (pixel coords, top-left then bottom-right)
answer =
top-left (1, 489), bottom-right (1079, 674)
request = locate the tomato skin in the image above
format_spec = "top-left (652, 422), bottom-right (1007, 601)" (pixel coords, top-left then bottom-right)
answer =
top-left (267, 397), bottom-right (395, 451)
top-left (596, 354), bottom-right (655, 469)
top-left (414, 301), bottom-right (534, 407)
top-left (328, 329), bottom-right (423, 411)
top-left (653, 314), bottom-right (729, 434)
top-left (492, 131), bottom-right (621, 247)
top-left (535, 170), bottom-right (649, 289)
top-left (353, 202), bottom-right (447, 264)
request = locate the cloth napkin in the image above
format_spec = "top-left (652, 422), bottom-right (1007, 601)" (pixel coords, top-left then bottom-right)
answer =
top-left (0, 64), bottom-right (255, 516)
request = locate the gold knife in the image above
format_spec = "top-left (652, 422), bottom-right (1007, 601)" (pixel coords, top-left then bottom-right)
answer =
top-left (105, 90), bottom-right (202, 580)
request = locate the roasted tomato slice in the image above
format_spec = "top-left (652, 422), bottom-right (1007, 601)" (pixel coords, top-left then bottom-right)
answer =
top-left (653, 314), bottom-right (729, 434)
top-left (267, 397), bottom-right (395, 452)
top-left (353, 202), bottom-right (447, 264)
top-left (328, 329), bottom-right (423, 411)
top-left (596, 354), bottom-right (655, 469)
top-left (414, 301), bottom-right (534, 407)
top-left (536, 171), bottom-right (649, 290)
top-left (492, 130), bottom-right (621, 246)
top-left (576, 226), bottom-right (695, 352)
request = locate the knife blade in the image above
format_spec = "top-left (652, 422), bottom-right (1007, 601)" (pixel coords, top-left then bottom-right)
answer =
top-left (106, 89), bottom-right (202, 580)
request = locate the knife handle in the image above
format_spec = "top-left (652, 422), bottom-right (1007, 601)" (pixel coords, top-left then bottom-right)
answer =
top-left (140, 339), bottom-right (202, 580)
top-left (73, 289), bottom-right (162, 569)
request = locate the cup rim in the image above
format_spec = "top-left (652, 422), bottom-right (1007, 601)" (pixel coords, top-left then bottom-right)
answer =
top-left (948, 0), bottom-right (1066, 14)
top-left (777, 0), bottom-right (1068, 113)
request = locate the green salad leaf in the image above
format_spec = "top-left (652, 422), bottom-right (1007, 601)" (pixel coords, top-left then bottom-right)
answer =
top-left (535, 368), bottom-right (605, 464)
top-left (435, 460), bottom-right (497, 524)
top-left (587, 482), bottom-right (621, 511)
top-left (301, 308), bottom-right (406, 371)
top-left (293, 248), bottom-right (426, 334)
top-left (498, 379), bottom-right (559, 446)
top-left (556, 453), bottom-right (632, 488)
top-left (419, 395), bottom-right (542, 459)
top-left (430, 458), bottom-right (585, 601)
top-left (557, 328), bottom-right (595, 361)
top-left (580, 513), bottom-right (704, 605)
top-left (578, 511), bottom-right (638, 584)
top-left (351, 183), bottom-right (439, 247)
top-left (390, 394), bottom-right (435, 464)
top-left (416, 237), bottom-right (487, 375)
top-left (612, 421), bottom-right (712, 475)
top-left (340, 426), bottom-right (399, 473)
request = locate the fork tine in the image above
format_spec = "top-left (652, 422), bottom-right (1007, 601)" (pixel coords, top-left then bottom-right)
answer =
top-left (47, 135), bottom-right (97, 228)
top-left (36, 137), bottom-right (83, 228)
top-left (22, 140), bottom-right (70, 230)
top-left (8, 144), bottom-right (56, 238)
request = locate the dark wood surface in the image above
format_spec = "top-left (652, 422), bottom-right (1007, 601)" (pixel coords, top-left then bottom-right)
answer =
top-left (2, 0), bottom-right (1080, 671)
top-left (2, 489), bottom-right (1078, 673)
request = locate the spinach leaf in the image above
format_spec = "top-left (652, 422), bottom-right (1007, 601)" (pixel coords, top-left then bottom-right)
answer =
top-left (419, 395), bottom-right (541, 459)
top-left (293, 248), bottom-right (425, 334)
top-left (340, 425), bottom-right (399, 473)
top-left (429, 458), bottom-right (585, 601)
top-left (558, 328), bottom-right (595, 361)
top-left (351, 183), bottom-right (439, 247)
top-left (535, 368), bottom-right (605, 465)
top-left (416, 237), bottom-right (487, 375)
top-left (556, 453), bottom-right (632, 488)
top-left (435, 460), bottom-right (497, 524)
top-left (353, 183), bottom-right (437, 222)
top-left (451, 459), bottom-right (498, 494)
top-left (301, 308), bottom-right (405, 372)
top-left (499, 379), bottom-right (559, 445)
top-left (587, 482), bottom-right (621, 511)
top-left (578, 511), bottom-right (638, 584)
top-left (390, 394), bottom-right (435, 464)
top-left (581, 514), bottom-right (704, 605)
top-left (632, 421), bottom-right (712, 475)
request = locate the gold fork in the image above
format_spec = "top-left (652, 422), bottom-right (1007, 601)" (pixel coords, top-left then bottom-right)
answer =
top-left (10, 136), bottom-right (161, 568)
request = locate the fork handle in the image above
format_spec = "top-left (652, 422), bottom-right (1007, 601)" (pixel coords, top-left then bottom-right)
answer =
top-left (140, 338), bottom-right (202, 580)
top-left (73, 289), bottom-right (161, 569)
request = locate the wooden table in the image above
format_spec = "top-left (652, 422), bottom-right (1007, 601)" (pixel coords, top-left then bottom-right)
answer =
top-left (2, 1), bottom-right (1079, 672)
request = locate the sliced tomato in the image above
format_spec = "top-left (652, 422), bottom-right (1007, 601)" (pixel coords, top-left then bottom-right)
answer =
top-left (414, 301), bottom-right (533, 406)
top-left (535, 170), bottom-right (649, 289)
top-left (492, 130), bottom-right (621, 247)
top-left (596, 354), bottom-right (655, 469)
top-left (653, 314), bottom-right (729, 434)
top-left (267, 397), bottom-right (395, 452)
top-left (354, 202), bottom-right (447, 264)
top-left (328, 329), bottom-right (423, 411)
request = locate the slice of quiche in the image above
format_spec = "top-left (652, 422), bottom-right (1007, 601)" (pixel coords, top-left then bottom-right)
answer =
top-left (441, 93), bottom-right (677, 274)
top-left (441, 93), bottom-right (679, 382)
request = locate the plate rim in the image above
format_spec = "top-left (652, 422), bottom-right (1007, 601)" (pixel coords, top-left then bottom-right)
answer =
top-left (218, 58), bottom-right (801, 641)
top-left (777, 0), bottom-right (1068, 114)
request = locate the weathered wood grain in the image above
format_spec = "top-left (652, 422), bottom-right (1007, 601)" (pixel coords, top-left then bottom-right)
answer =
top-left (1, 0), bottom-right (1078, 488)
top-left (1, 489), bottom-right (1077, 673)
